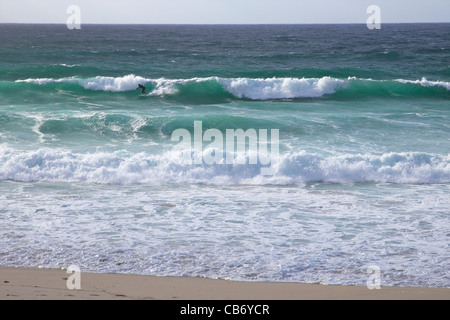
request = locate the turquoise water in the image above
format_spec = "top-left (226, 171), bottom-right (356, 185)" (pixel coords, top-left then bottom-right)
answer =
top-left (0, 24), bottom-right (449, 287)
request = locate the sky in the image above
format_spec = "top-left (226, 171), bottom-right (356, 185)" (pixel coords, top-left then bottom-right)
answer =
top-left (0, 0), bottom-right (449, 24)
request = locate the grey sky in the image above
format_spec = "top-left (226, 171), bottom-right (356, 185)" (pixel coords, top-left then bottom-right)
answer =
top-left (0, 0), bottom-right (449, 24)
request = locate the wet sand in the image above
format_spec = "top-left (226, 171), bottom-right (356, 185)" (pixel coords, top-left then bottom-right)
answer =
top-left (1, 267), bottom-right (449, 300)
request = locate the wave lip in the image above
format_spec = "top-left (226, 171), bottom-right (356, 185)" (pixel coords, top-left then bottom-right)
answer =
top-left (395, 77), bottom-right (450, 90)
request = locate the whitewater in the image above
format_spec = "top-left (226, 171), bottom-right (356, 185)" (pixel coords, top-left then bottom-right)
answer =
top-left (14, 74), bottom-right (450, 99)
top-left (0, 146), bottom-right (449, 185)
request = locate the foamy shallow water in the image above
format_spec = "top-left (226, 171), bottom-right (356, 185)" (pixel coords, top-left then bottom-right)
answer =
top-left (1, 181), bottom-right (448, 287)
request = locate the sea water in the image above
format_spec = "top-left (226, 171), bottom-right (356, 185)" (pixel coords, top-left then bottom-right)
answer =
top-left (0, 24), bottom-right (449, 287)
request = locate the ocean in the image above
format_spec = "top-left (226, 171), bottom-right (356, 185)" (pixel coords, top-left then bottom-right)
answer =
top-left (0, 23), bottom-right (449, 287)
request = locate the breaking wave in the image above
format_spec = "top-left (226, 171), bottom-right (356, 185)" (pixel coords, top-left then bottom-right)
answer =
top-left (14, 75), bottom-right (450, 100)
top-left (0, 146), bottom-right (448, 185)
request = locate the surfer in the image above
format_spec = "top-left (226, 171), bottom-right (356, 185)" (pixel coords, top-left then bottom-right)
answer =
top-left (136, 84), bottom-right (146, 94)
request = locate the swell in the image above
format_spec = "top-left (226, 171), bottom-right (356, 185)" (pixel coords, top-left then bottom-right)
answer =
top-left (10, 75), bottom-right (450, 101)
top-left (0, 113), bottom-right (279, 142)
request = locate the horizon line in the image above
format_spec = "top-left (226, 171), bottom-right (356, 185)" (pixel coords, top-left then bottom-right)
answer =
top-left (1, 22), bottom-right (449, 25)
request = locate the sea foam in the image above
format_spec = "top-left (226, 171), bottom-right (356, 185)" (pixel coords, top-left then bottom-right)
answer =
top-left (1, 146), bottom-right (448, 185)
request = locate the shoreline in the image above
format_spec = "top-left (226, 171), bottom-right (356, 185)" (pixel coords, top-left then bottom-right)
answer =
top-left (1, 267), bottom-right (449, 300)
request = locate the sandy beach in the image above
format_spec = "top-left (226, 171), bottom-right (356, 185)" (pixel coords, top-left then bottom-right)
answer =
top-left (0, 267), bottom-right (448, 300)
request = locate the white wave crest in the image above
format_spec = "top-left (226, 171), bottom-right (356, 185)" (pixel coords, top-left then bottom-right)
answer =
top-left (217, 76), bottom-right (348, 100)
top-left (396, 77), bottom-right (450, 90)
top-left (79, 74), bottom-right (149, 92)
top-left (15, 75), bottom-right (349, 98)
top-left (0, 146), bottom-right (448, 185)
top-left (278, 151), bottom-right (450, 184)
top-left (16, 77), bottom-right (61, 85)
top-left (16, 74), bottom-right (150, 92)
top-left (15, 75), bottom-right (450, 98)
